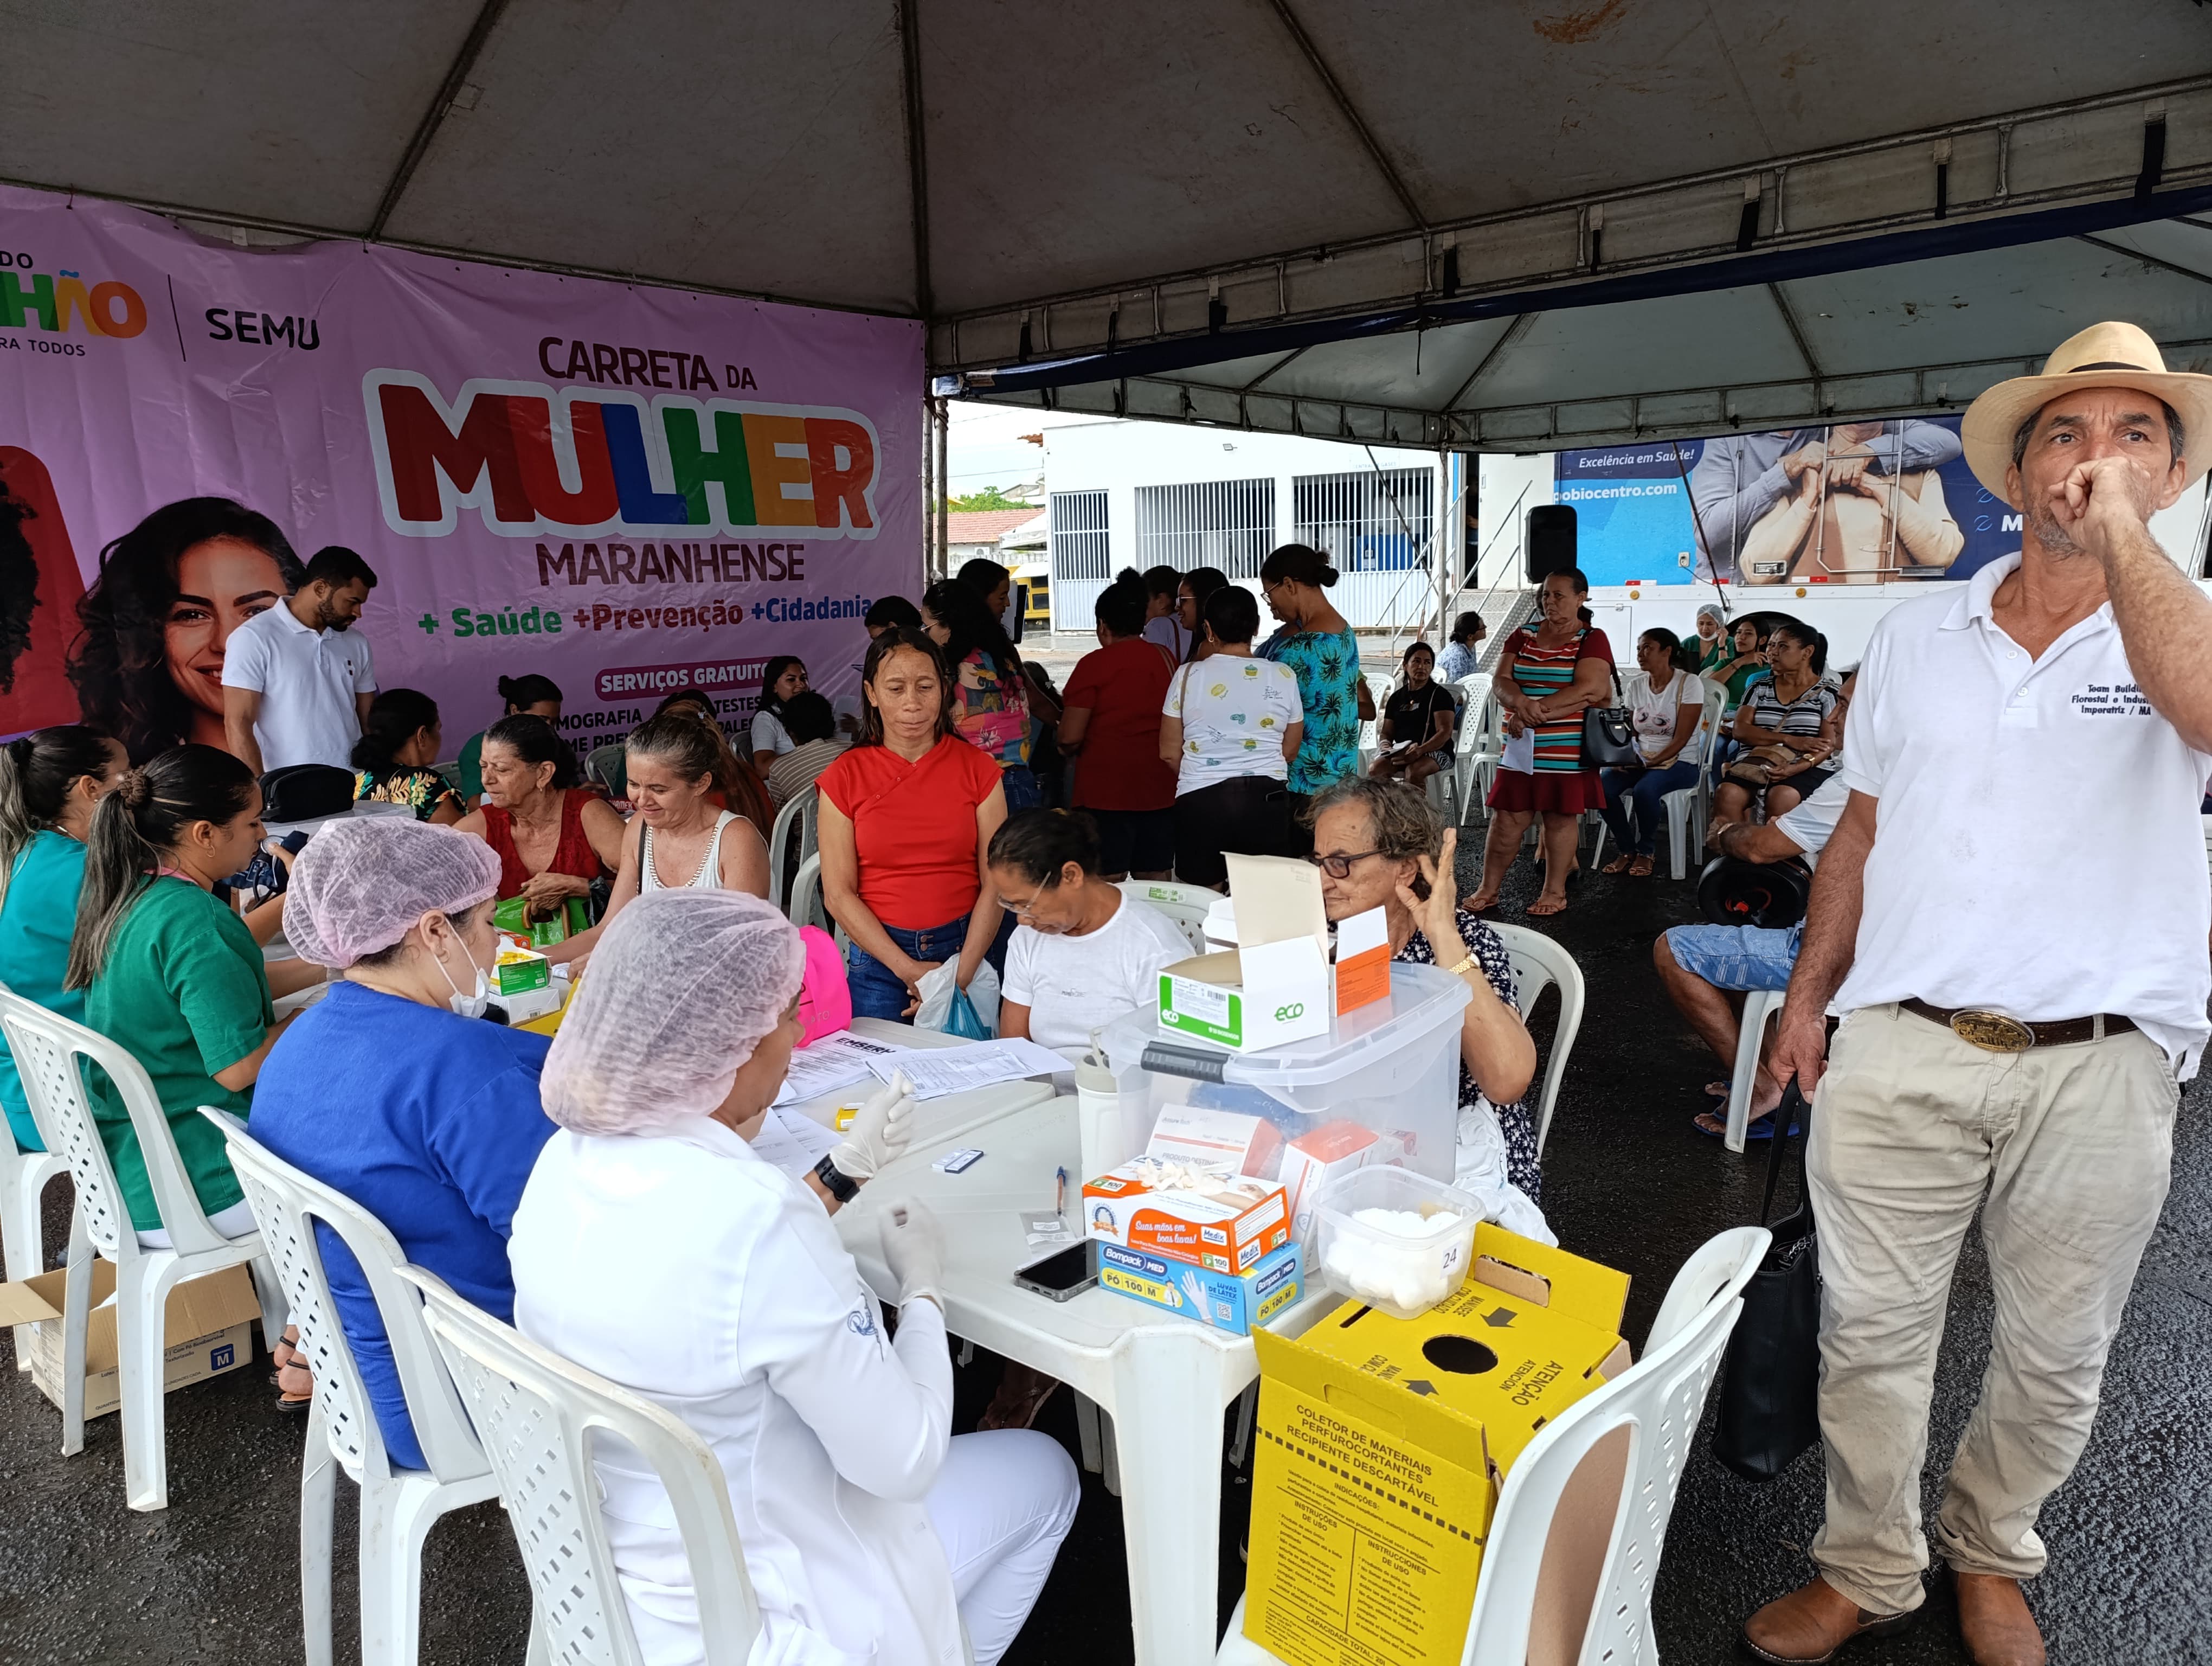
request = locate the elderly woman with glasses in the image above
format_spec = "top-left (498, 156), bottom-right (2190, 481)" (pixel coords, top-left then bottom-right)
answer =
top-left (1306, 778), bottom-right (1544, 1201)
top-left (508, 889), bottom-right (1079, 1666)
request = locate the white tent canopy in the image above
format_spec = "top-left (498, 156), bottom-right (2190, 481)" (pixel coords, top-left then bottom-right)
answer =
top-left (2, 3), bottom-right (2209, 443)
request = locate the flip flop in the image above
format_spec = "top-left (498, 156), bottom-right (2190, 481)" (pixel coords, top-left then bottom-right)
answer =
top-left (1526, 895), bottom-right (1568, 917)
top-left (1692, 1108), bottom-right (1798, 1140)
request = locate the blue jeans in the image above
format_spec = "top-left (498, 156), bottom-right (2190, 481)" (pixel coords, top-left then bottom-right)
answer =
top-left (1600, 759), bottom-right (1701, 857)
top-left (847, 916), bottom-right (973, 1022)
top-left (1662, 922), bottom-right (1803, 991)
top-left (1000, 765), bottom-right (1042, 812)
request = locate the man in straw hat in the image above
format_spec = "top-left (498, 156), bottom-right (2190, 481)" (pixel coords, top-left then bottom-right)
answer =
top-left (1744, 320), bottom-right (2212, 1666)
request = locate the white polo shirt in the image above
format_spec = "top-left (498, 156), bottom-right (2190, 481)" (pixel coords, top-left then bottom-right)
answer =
top-left (220, 600), bottom-right (376, 770)
top-left (1833, 552), bottom-right (2212, 1076)
top-left (1772, 773), bottom-right (1848, 869)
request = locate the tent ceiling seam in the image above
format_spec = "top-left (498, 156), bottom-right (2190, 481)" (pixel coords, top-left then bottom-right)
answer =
top-left (895, 0), bottom-right (934, 318)
top-left (2074, 232), bottom-right (2212, 287)
top-left (1766, 283), bottom-right (1825, 382)
top-left (1261, 0), bottom-right (1429, 233)
top-left (1443, 313), bottom-right (1539, 412)
top-left (366, 0), bottom-right (512, 241)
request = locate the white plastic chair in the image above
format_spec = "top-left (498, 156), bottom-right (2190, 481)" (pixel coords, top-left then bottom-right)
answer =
top-left (0, 1036), bottom-right (67, 1369)
top-left (1483, 924), bottom-right (1586, 1157)
top-left (1659, 685), bottom-right (1729, 881)
top-left (0, 991), bottom-right (286, 1510)
top-left (1219, 1225), bottom-right (1769, 1666)
top-left (1116, 877), bottom-right (1215, 954)
top-left (766, 787), bottom-right (820, 913)
top-left (1724, 987), bottom-right (1790, 1155)
top-left (787, 854), bottom-right (834, 937)
top-left (206, 1112), bottom-right (531, 1666)
top-left (398, 1265), bottom-right (764, 1666)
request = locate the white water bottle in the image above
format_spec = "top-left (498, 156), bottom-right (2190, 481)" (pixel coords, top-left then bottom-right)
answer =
top-left (1075, 1055), bottom-right (1131, 1181)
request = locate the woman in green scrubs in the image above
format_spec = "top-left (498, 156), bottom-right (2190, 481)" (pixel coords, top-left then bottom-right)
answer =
top-left (0, 726), bottom-right (131, 1151)
top-left (64, 745), bottom-right (320, 1243)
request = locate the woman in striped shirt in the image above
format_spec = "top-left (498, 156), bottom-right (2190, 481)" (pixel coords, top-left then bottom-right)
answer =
top-left (1468, 568), bottom-right (1616, 917)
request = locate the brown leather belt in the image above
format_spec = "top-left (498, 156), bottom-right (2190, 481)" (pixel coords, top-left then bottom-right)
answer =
top-left (1900, 998), bottom-right (2136, 1053)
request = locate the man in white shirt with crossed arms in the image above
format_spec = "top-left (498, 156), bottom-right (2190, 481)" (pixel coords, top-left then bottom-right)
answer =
top-left (1743, 321), bottom-right (2212, 1666)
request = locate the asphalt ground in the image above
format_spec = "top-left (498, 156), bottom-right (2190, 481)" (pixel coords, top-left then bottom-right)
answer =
top-left (3, 819), bottom-right (2208, 1664)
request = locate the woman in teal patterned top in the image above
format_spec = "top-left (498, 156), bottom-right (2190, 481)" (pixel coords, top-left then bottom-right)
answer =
top-left (1258, 543), bottom-right (1374, 849)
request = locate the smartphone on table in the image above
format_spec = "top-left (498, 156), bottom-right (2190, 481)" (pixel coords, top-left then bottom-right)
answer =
top-left (1012, 1243), bottom-right (1096, 1302)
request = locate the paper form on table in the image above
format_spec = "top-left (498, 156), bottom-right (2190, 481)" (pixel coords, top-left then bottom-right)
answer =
top-left (748, 1101), bottom-right (840, 1177)
top-left (774, 1030), bottom-right (916, 1106)
top-left (866, 1037), bottom-right (1069, 1100)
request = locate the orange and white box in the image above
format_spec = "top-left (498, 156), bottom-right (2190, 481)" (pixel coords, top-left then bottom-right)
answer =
top-left (1277, 1119), bottom-right (1404, 1243)
top-left (1143, 1104), bottom-right (1284, 1177)
top-left (1083, 1158), bottom-right (1291, 1275)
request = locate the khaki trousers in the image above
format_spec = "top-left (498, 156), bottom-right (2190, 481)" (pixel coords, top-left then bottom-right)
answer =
top-left (1805, 1003), bottom-right (2178, 1615)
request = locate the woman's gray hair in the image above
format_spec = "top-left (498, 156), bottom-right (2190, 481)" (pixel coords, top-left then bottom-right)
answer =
top-left (1304, 776), bottom-right (1444, 869)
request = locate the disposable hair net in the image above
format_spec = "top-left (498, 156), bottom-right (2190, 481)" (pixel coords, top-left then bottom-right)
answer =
top-left (541, 888), bottom-right (806, 1136)
top-left (285, 817), bottom-right (501, 969)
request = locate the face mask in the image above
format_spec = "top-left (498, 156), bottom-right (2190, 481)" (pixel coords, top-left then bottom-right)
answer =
top-left (432, 933), bottom-right (492, 1019)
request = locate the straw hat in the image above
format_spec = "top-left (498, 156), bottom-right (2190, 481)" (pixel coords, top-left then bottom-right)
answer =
top-left (1961, 321), bottom-right (2212, 507)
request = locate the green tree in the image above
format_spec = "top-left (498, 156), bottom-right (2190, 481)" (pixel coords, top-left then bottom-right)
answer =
top-left (944, 486), bottom-right (1034, 512)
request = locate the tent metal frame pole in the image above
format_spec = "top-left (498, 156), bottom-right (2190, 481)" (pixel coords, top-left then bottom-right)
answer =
top-left (935, 398), bottom-right (950, 578)
top-left (367, 0), bottom-right (514, 241)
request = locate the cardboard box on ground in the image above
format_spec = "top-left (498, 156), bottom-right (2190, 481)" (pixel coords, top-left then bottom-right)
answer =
top-left (1243, 1224), bottom-right (1632, 1666)
top-left (0, 1261), bottom-right (262, 1419)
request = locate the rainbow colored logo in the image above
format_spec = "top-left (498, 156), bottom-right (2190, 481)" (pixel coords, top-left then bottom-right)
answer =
top-left (0, 270), bottom-right (147, 337)
top-left (365, 371), bottom-right (879, 539)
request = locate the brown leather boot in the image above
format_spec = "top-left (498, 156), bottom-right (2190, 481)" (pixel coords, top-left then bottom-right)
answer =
top-left (1741, 1576), bottom-right (1918, 1665)
top-left (1952, 1572), bottom-right (2045, 1666)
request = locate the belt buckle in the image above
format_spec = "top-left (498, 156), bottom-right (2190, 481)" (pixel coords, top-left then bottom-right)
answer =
top-left (1949, 1009), bottom-right (2034, 1052)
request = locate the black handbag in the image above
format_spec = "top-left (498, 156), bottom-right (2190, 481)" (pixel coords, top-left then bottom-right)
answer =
top-left (1579, 664), bottom-right (1642, 770)
top-left (258, 763), bottom-right (357, 823)
top-left (1712, 1079), bottom-right (1823, 1481)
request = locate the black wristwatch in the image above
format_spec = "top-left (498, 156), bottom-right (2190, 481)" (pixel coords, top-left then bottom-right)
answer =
top-left (813, 1154), bottom-right (859, 1203)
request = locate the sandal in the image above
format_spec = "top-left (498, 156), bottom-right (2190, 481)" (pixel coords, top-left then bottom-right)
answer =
top-left (1526, 893), bottom-right (1568, 918)
top-left (1692, 1108), bottom-right (1798, 1140)
top-left (1600, 854), bottom-right (1634, 876)
top-left (978, 1363), bottom-right (1063, 1431)
top-left (271, 1324), bottom-right (313, 1411)
top-left (1627, 855), bottom-right (1655, 878)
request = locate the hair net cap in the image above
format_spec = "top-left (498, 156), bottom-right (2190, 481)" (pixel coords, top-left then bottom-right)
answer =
top-left (285, 816), bottom-right (502, 969)
top-left (541, 889), bottom-right (806, 1136)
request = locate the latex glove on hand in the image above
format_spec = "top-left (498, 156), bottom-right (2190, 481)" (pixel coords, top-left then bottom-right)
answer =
top-left (879, 1199), bottom-right (945, 1311)
top-left (828, 1071), bottom-right (916, 1181)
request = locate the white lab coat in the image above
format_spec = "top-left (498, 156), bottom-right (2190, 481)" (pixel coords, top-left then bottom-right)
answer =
top-left (509, 1115), bottom-right (964, 1666)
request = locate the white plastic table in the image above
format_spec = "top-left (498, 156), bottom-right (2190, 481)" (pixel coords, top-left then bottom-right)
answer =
top-left (834, 1093), bottom-right (1341, 1666)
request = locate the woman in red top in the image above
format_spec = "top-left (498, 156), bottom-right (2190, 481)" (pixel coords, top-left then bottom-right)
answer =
top-left (1468, 568), bottom-right (1615, 919)
top-left (1057, 576), bottom-right (1178, 880)
top-left (816, 628), bottom-right (1008, 1022)
top-left (454, 714), bottom-right (624, 919)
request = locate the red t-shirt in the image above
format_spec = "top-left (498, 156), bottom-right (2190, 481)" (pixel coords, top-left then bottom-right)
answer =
top-left (817, 735), bottom-right (1004, 929)
top-left (1062, 637), bottom-right (1179, 812)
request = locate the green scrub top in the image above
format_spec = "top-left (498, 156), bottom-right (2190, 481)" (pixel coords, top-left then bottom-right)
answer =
top-left (0, 830), bottom-right (91, 1151)
top-left (457, 730), bottom-right (487, 801)
top-left (83, 877), bottom-right (273, 1232)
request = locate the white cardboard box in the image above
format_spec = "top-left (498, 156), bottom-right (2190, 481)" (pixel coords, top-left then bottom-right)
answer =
top-left (0, 1260), bottom-right (262, 1419)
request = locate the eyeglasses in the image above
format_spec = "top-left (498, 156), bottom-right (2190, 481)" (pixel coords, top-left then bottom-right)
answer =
top-left (998, 881), bottom-right (1053, 919)
top-left (1306, 849), bottom-right (1381, 880)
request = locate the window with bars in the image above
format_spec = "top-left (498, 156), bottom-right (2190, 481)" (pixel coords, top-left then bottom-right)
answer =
top-left (1049, 490), bottom-right (1111, 582)
top-left (1133, 478), bottom-right (1277, 576)
top-left (1293, 467), bottom-right (1433, 572)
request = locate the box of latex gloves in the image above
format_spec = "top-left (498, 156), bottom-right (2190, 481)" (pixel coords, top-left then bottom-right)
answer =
top-left (1084, 1104), bottom-right (1293, 1276)
top-left (1095, 1241), bottom-right (1302, 1335)
top-left (1243, 1224), bottom-right (1631, 1666)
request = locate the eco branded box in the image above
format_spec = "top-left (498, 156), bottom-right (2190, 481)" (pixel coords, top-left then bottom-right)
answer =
top-left (1096, 1240), bottom-right (1302, 1335)
top-left (1243, 1225), bottom-right (1632, 1666)
top-left (0, 1261), bottom-right (262, 1420)
top-left (1158, 854), bottom-right (1336, 1053)
top-left (1082, 1161), bottom-right (1291, 1274)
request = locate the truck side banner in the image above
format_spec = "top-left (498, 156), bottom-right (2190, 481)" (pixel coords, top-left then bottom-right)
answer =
top-left (1555, 416), bottom-right (2018, 591)
top-left (0, 183), bottom-right (922, 757)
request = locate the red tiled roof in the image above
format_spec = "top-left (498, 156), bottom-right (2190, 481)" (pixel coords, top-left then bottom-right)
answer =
top-left (946, 509), bottom-right (1040, 546)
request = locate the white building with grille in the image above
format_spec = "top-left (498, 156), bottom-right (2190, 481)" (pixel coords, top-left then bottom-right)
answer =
top-left (1042, 421), bottom-right (1468, 637)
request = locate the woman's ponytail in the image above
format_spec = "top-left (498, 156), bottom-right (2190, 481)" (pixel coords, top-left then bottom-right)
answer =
top-left (66, 745), bottom-right (255, 990)
top-left (0, 726), bottom-right (117, 911)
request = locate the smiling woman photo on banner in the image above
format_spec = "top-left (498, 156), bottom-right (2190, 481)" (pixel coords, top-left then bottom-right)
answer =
top-left (67, 497), bottom-right (305, 763)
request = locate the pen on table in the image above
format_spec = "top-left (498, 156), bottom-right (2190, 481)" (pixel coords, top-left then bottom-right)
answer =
top-left (1055, 1166), bottom-right (1067, 1217)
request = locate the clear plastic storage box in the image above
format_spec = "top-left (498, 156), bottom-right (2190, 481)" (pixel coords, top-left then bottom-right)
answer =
top-left (1096, 961), bottom-right (1471, 1185)
top-left (1308, 1165), bottom-right (1483, 1319)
